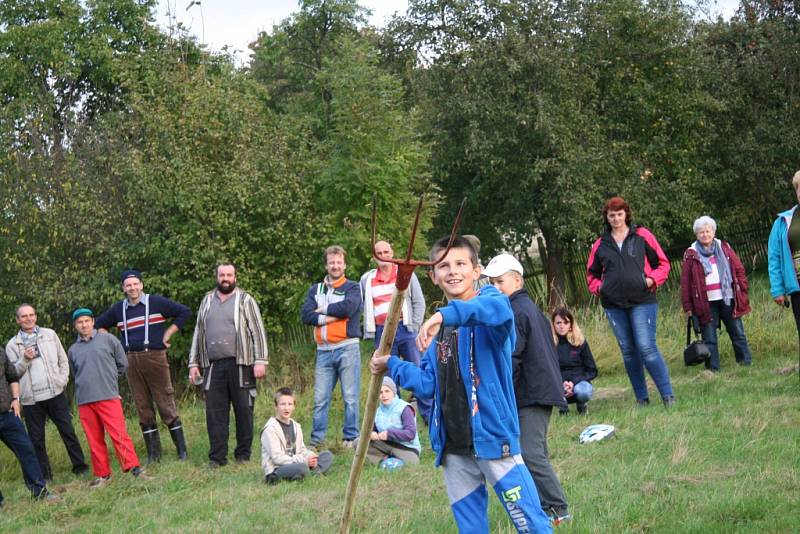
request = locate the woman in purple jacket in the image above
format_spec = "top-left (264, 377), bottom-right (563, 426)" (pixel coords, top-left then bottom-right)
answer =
top-left (681, 216), bottom-right (752, 371)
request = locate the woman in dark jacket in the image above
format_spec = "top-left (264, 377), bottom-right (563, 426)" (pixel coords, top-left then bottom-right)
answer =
top-left (680, 216), bottom-right (752, 370)
top-left (551, 308), bottom-right (597, 415)
top-left (586, 196), bottom-right (675, 407)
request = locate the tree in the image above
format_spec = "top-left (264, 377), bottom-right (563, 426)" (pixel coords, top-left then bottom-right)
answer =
top-left (392, 0), bottom-right (717, 306)
top-left (249, 0), bottom-right (434, 276)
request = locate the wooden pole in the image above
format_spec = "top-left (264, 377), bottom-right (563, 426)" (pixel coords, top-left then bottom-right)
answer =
top-left (339, 278), bottom-right (410, 534)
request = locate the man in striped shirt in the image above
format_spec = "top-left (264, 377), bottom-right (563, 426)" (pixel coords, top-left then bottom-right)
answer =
top-left (360, 241), bottom-right (430, 424)
top-left (96, 270), bottom-right (192, 463)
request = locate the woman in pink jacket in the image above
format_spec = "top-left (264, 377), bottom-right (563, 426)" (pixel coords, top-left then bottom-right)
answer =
top-left (586, 197), bottom-right (675, 407)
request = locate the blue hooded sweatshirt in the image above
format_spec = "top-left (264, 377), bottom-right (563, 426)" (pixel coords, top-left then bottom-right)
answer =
top-left (387, 285), bottom-right (519, 467)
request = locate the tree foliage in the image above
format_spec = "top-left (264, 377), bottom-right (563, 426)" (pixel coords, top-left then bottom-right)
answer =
top-left (249, 0), bottom-right (435, 275)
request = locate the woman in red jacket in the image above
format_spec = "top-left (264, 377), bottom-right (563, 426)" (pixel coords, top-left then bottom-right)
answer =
top-left (680, 216), bottom-right (752, 371)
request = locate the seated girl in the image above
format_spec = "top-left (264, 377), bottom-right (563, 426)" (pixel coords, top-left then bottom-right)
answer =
top-left (367, 377), bottom-right (420, 467)
top-left (552, 308), bottom-right (598, 415)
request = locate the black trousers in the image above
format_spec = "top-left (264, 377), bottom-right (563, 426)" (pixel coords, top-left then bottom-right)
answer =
top-left (23, 391), bottom-right (87, 479)
top-left (205, 359), bottom-right (254, 465)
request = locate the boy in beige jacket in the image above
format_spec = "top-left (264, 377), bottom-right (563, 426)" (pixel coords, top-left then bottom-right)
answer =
top-left (261, 387), bottom-right (333, 483)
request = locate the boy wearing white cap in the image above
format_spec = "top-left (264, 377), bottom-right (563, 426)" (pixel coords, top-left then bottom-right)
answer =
top-left (483, 254), bottom-right (571, 524)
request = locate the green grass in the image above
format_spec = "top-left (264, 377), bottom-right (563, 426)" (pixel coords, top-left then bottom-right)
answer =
top-left (1, 274), bottom-right (798, 532)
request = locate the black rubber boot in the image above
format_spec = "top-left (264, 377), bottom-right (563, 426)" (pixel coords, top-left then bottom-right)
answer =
top-left (142, 424), bottom-right (161, 464)
top-left (168, 419), bottom-right (188, 460)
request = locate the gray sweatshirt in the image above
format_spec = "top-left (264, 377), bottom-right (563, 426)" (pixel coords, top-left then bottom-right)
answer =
top-left (67, 330), bottom-right (128, 406)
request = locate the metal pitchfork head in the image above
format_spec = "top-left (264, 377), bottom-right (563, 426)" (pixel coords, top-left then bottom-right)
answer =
top-left (370, 195), bottom-right (466, 291)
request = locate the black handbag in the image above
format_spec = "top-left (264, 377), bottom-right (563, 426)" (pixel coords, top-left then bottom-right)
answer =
top-left (683, 316), bottom-right (711, 366)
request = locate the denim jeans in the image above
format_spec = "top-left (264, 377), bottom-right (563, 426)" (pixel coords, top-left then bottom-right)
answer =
top-left (605, 303), bottom-right (674, 401)
top-left (0, 411), bottom-right (47, 498)
top-left (374, 324), bottom-right (432, 424)
top-left (702, 300), bottom-right (753, 370)
top-left (311, 342), bottom-right (361, 444)
top-left (572, 381), bottom-right (593, 404)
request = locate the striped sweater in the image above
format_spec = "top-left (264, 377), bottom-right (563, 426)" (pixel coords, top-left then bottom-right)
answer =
top-left (188, 289), bottom-right (268, 369)
top-left (96, 294), bottom-right (191, 351)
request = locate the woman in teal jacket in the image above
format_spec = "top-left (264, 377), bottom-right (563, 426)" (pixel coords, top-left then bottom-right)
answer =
top-left (767, 170), bottom-right (800, 339)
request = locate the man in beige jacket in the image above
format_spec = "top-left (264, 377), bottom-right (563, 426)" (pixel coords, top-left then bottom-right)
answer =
top-left (6, 304), bottom-right (88, 480)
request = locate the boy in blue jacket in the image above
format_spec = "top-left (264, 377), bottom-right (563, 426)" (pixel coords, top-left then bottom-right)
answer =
top-left (370, 236), bottom-right (552, 534)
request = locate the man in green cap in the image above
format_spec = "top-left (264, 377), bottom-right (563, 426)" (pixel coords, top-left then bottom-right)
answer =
top-left (67, 308), bottom-right (150, 487)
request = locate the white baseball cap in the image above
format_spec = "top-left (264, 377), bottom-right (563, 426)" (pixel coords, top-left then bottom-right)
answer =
top-left (482, 253), bottom-right (524, 278)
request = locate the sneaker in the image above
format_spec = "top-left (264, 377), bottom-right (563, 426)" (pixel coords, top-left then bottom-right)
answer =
top-left (636, 398), bottom-right (650, 408)
top-left (89, 475), bottom-right (111, 489)
top-left (577, 402), bottom-right (588, 415)
top-left (558, 406), bottom-right (569, 416)
top-left (546, 507), bottom-right (572, 526)
top-left (662, 395), bottom-right (676, 408)
top-left (131, 466), bottom-right (153, 480)
top-left (342, 438), bottom-right (359, 449)
top-left (36, 490), bottom-right (60, 503)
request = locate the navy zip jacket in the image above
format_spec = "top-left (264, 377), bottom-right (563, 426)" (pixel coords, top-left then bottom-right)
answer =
top-left (509, 289), bottom-right (567, 410)
top-left (95, 294), bottom-right (191, 352)
top-left (586, 223), bottom-right (671, 309)
top-left (556, 336), bottom-right (598, 385)
top-left (387, 285), bottom-right (520, 467)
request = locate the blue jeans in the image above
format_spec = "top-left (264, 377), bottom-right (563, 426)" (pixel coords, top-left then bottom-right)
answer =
top-left (573, 381), bottom-right (593, 404)
top-left (0, 411), bottom-right (47, 498)
top-left (605, 303), bottom-right (674, 401)
top-left (702, 300), bottom-right (753, 370)
top-left (311, 342), bottom-right (361, 444)
top-left (374, 324), bottom-right (432, 424)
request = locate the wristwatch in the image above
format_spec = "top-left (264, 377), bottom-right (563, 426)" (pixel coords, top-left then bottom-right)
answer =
top-left (12, 397), bottom-right (20, 402)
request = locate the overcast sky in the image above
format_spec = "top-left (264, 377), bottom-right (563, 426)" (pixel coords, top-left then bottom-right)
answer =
top-left (155, 0), bottom-right (741, 64)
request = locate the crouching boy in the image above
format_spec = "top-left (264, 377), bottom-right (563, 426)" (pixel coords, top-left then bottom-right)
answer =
top-left (261, 387), bottom-right (333, 484)
top-left (371, 236), bottom-right (553, 534)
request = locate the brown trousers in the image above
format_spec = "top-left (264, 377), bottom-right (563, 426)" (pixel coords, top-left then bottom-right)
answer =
top-left (126, 349), bottom-right (179, 427)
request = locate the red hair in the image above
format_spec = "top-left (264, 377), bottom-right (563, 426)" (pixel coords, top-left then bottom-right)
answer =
top-left (602, 196), bottom-right (632, 227)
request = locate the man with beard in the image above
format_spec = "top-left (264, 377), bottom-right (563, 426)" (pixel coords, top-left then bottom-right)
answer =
top-left (301, 245), bottom-right (363, 448)
top-left (189, 263), bottom-right (268, 467)
top-left (95, 271), bottom-right (191, 463)
top-left (360, 240), bottom-right (430, 424)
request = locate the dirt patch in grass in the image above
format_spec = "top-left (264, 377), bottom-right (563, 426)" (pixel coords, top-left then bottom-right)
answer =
top-left (665, 467), bottom-right (738, 485)
top-left (776, 363), bottom-right (799, 375)
top-left (594, 387), bottom-right (627, 400)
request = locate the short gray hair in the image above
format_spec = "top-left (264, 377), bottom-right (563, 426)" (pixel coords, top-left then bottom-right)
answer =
top-left (693, 215), bottom-right (717, 234)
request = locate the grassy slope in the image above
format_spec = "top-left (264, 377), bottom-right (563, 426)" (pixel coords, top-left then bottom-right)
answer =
top-left (1, 275), bottom-right (798, 533)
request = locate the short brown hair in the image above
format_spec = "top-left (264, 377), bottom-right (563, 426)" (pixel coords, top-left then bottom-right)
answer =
top-left (324, 245), bottom-right (346, 263)
top-left (15, 303), bottom-right (35, 318)
top-left (602, 196), bottom-right (632, 227)
top-left (429, 235), bottom-right (478, 267)
top-left (274, 387), bottom-right (294, 405)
